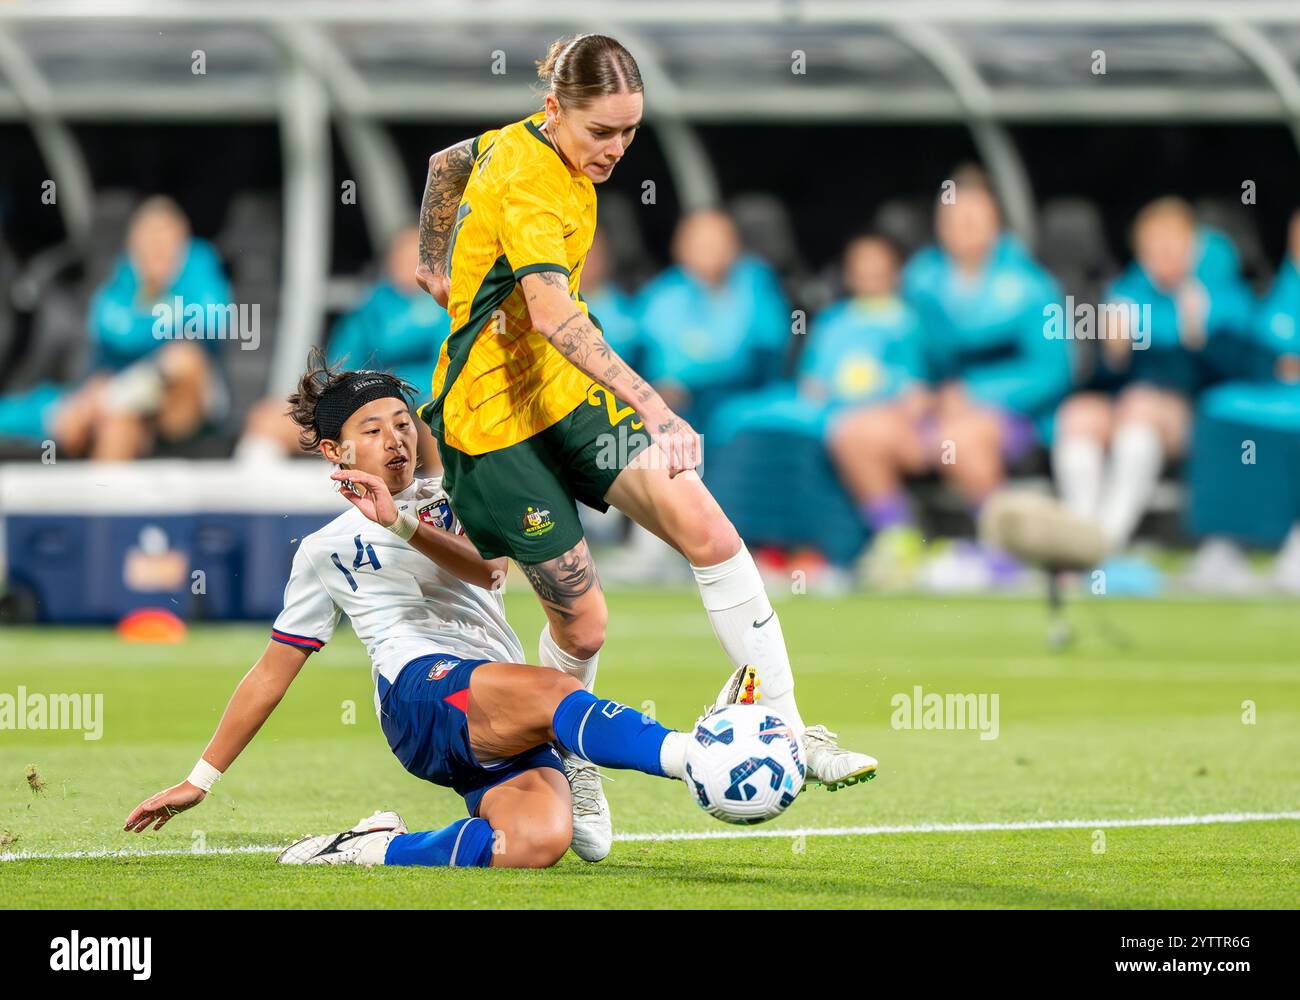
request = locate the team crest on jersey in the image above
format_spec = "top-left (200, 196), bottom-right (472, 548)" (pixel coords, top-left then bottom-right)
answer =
top-left (426, 658), bottom-right (456, 681)
top-left (522, 504), bottom-right (554, 538)
top-left (418, 499), bottom-right (453, 531)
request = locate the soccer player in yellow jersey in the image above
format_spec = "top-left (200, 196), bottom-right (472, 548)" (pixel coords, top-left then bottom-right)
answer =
top-left (415, 34), bottom-right (877, 861)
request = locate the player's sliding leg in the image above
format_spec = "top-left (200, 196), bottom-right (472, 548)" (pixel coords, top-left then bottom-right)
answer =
top-left (519, 542), bottom-right (612, 863)
top-left (604, 461), bottom-right (878, 791)
top-left (279, 774), bottom-right (573, 870)
top-left (465, 661), bottom-right (688, 781)
top-left (280, 663), bottom-right (687, 870)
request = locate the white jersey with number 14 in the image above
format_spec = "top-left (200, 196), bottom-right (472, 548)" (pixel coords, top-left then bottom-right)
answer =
top-left (270, 476), bottom-right (526, 716)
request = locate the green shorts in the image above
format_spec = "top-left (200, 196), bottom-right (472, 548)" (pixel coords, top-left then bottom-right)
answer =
top-left (429, 384), bottom-right (652, 563)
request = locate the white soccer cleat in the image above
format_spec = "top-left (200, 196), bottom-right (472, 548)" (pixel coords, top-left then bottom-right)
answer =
top-left (713, 665), bottom-right (877, 792)
top-left (564, 755), bottom-right (612, 863)
top-left (800, 725), bottom-right (877, 791)
top-left (277, 810), bottom-right (407, 867)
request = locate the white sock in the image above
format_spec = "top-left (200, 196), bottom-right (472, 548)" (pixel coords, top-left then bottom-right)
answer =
top-left (1098, 422), bottom-right (1164, 548)
top-left (1053, 434), bottom-right (1104, 521)
top-left (659, 731), bottom-right (688, 780)
top-left (538, 623), bottom-right (598, 691)
top-left (691, 544), bottom-right (805, 735)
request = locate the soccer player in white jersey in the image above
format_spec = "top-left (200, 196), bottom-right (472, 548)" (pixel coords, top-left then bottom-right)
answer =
top-left (122, 353), bottom-right (702, 869)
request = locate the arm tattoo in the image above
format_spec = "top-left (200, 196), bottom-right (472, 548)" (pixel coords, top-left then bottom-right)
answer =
top-left (521, 272), bottom-right (660, 413)
top-left (520, 546), bottom-right (600, 622)
top-left (549, 310), bottom-right (638, 394)
top-left (627, 376), bottom-right (655, 404)
top-left (552, 311), bottom-right (586, 336)
top-left (418, 138), bottom-right (475, 276)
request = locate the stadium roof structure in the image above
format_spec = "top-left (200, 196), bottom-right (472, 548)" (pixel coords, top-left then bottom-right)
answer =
top-left (5, 0), bottom-right (1300, 393)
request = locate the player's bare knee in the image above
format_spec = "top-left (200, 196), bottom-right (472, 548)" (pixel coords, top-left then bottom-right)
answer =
top-left (496, 814), bottom-right (570, 868)
top-left (702, 523), bottom-right (743, 567)
top-left (535, 666), bottom-right (582, 706)
top-left (675, 512), bottom-right (740, 568)
top-left (552, 613), bottom-right (605, 661)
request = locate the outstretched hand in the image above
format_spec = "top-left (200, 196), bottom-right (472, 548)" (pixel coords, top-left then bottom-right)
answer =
top-left (330, 470), bottom-right (400, 528)
top-left (123, 781), bottom-right (206, 833)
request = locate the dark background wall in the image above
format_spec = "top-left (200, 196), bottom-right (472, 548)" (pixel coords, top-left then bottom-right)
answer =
top-left (2, 119), bottom-right (1298, 274)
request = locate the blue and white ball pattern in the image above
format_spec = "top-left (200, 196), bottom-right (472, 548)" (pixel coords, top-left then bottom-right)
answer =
top-left (683, 704), bottom-right (803, 825)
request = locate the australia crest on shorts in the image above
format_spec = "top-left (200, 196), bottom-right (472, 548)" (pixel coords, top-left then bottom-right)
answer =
top-left (522, 504), bottom-right (554, 538)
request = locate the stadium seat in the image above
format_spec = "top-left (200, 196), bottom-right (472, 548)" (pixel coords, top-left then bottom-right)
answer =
top-left (594, 190), bottom-right (657, 291)
top-left (728, 192), bottom-right (817, 308)
top-left (6, 188), bottom-right (140, 390)
top-left (215, 192), bottom-right (282, 422)
top-left (871, 197), bottom-right (931, 259)
top-left (730, 192), bottom-right (804, 275)
top-left (0, 230), bottom-right (17, 385)
top-left (14, 284), bottom-right (91, 389)
top-left (1037, 197), bottom-right (1117, 306)
top-left (1193, 197), bottom-right (1271, 291)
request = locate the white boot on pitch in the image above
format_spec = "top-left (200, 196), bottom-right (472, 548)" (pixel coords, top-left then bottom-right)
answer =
top-left (713, 664), bottom-right (878, 792)
top-left (563, 756), bottom-right (612, 862)
top-left (277, 810), bottom-right (406, 867)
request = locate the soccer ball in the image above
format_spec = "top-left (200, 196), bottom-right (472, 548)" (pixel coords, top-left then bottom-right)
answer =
top-left (683, 704), bottom-right (804, 825)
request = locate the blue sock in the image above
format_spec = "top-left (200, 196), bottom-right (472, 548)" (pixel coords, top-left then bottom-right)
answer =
top-left (551, 689), bottom-right (670, 777)
top-left (384, 817), bottom-right (494, 868)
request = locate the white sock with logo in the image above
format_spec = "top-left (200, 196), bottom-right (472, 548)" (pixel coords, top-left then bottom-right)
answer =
top-left (691, 544), bottom-right (805, 735)
top-left (538, 623), bottom-right (598, 691)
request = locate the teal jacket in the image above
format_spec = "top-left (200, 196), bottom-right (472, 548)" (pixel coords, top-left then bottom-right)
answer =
top-left (706, 294), bottom-right (925, 445)
top-left (901, 234), bottom-right (1070, 428)
top-left (1099, 227), bottom-right (1254, 393)
top-left (87, 238), bottom-right (232, 373)
top-left (799, 294), bottom-right (926, 405)
top-left (635, 255), bottom-right (789, 391)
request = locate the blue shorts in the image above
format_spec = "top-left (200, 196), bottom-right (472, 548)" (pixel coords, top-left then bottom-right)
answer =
top-left (377, 652), bottom-right (565, 817)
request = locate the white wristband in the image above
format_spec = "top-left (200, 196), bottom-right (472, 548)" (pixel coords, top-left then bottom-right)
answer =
top-left (385, 508), bottom-right (419, 541)
top-left (187, 759), bottom-right (222, 792)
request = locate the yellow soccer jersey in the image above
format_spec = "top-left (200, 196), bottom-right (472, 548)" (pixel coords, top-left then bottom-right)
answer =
top-left (425, 110), bottom-right (598, 455)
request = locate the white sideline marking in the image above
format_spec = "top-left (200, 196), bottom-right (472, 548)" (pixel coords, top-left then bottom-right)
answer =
top-left (613, 810), bottom-right (1300, 843)
top-left (1, 810), bottom-right (1297, 862)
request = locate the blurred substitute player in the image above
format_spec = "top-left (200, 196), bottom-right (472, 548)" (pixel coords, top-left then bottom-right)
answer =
top-left (123, 355), bottom-right (699, 870)
top-left (414, 33), bottom-right (877, 860)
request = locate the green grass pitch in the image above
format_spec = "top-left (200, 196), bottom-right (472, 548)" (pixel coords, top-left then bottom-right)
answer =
top-left (1, 591), bottom-right (1297, 909)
